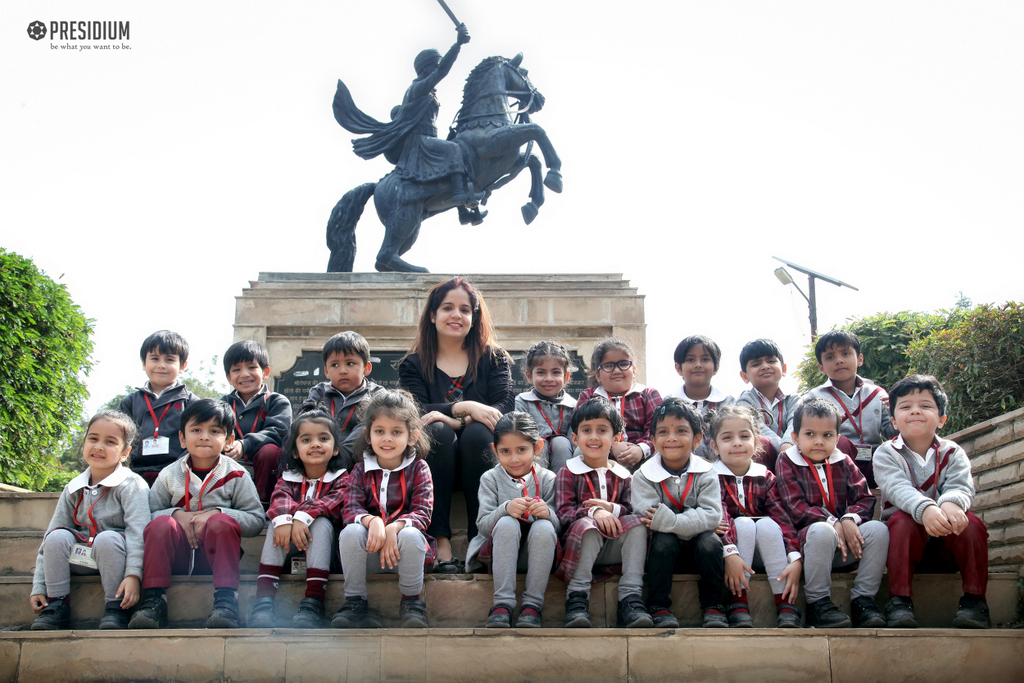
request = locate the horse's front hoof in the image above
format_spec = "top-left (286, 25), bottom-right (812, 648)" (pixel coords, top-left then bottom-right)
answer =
top-left (521, 203), bottom-right (539, 225)
top-left (543, 170), bottom-right (562, 193)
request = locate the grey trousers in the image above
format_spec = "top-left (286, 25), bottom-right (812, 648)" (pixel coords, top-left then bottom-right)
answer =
top-left (340, 523), bottom-right (427, 598)
top-left (490, 516), bottom-right (557, 609)
top-left (802, 520), bottom-right (889, 602)
top-left (544, 436), bottom-right (575, 474)
top-left (734, 516), bottom-right (790, 596)
top-left (567, 524), bottom-right (647, 600)
top-left (259, 516), bottom-right (334, 571)
top-left (42, 529), bottom-right (126, 602)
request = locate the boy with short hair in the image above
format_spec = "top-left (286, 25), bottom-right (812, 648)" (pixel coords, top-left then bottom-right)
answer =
top-left (801, 330), bottom-right (896, 487)
top-left (667, 335), bottom-right (734, 460)
top-left (774, 398), bottom-right (889, 628)
top-left (301, 331), bottom-right (383, 465)
top-left (555, 397), bottom-right (651, 628)
top-left (129, 399), bottom-right (265, 630)
top-left (874, 375), bottom-right (990, 629)
top-left (117, 330), bottom-right (197, 485)
top-left (220, 339), bottom-right (292, 504)
top-left (736, 338), bottom-right (800, 470)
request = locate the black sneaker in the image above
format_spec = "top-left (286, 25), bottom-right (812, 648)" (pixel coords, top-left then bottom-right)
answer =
top-left (953, 596), bottom-right (991, 629)
top-left (400, 596), bottom-right (428, 628)
top-left (617, 595), bottom-right (654, 628)
top-left (727, 603), bottom-right (754, 628)
top-left (128, 590), bottom-right (168, 629)
top-left (884, 596), bottom-right (917, 628)
top-left (776, 605), bottom-right (802, 629)
top-left (851, 596), bottom-right (885, 628)
top-left (564, 591), bottom-right (591, 628)
top-left (291, 597), bottom-right (325, 629)
top-left (247, 596), bottom-right (277, 628)
top-left (805, 598), bottom-right (851, 629)
top-left (206, 590), bottom-right (239, 629)
top-left (98, 602), bottom-right (130, 630)
top-left (702, 606), bottom-right (729, 629)
top-left (486, 604), bottom-right (513, 628)
top-left (31, 599), bottom-right (70, 631)
top-left (515, 606), bottom-right (542, 628)
top-left (331, 596), bottom-right (382, 629)
top-left (649, 606), bottom-right (680, 629)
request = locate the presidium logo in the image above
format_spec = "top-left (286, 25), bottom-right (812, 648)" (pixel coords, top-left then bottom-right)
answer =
top-left (27, 20), bottom-right (130, 42)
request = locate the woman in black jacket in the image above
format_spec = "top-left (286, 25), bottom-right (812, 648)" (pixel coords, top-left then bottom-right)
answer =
top-left (399, 277), bottom-right (514, 572)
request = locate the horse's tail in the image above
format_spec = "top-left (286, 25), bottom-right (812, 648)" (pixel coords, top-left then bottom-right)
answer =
top-left (326, 182), bottom-right (377, 272)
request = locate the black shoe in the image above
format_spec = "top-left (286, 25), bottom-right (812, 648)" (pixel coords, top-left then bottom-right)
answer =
top-left (331, 596), bottom-right (382, 629)
top-left (805, 598), bottom-right (851, 629)
top-left (128, 590), bottom-right (168, 629)
top-left (851, 596), bottom-right (885, 628)
top-left (884, 596), bottom-right (917, 628)
top-left (515, 606), bottom-right (542, 628)
top-left (702, 606), bottom-right (729, 629)
top-left (617, 595), bottom-right (653, 628)
top-left (206, 591), bottom-right (239, 629)
top-left (649, 606), bottom-right (680, 629)
top-left (727, 603), bottom-right (754, 628)
top-left (486, 604), bottom-right (513, 628)
top-left (247, 596), bottom-right (277, 628)
top-left (400, 596), bottom-right (428, 628)
top-left (776, 605), bottom-right (803, 629)
top-left (953, 596), bottom-right (991, 629)
top-left (564, 591), bottom-right (591, 628)
top-left (432, 557), bottom-right (464, 574)
top-left (98, 602), bottom-right (130, 630)
top-left (291, 597), bottom-right (325, 629)
top-left (31, 599), bottom-right (70, 631)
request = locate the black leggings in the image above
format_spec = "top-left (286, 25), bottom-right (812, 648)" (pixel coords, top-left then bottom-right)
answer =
top-left (424, 420), bottom-right (495, 541)
top-left (646, 530), bottom-right (725, 610)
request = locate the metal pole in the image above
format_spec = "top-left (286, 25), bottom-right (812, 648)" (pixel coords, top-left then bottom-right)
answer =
top-left (808, 275), bottom-right (818, 340)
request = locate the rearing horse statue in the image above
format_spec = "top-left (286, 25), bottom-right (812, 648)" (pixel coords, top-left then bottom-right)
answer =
top-left (328, 51), bottom-right (562, 272)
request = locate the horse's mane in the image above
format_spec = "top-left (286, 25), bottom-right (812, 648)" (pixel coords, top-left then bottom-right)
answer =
top-left (460, 56), bottom-right (506, 110)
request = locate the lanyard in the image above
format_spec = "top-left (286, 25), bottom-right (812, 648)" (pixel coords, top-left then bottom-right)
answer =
top-left (757, 391), bottom-right (785, 436)
top-left (517, 466), bottom-right (540, 499)
top-left (584, 469), bottom-right (619, 504)
top-left (232, 395), bottom-right (266, 439)
top-left (827, 386), bottom-right (881, 439)
top-left (183, 469), bottom-right (216, 511)
top-left (73, 487), bottom-right (109, 544)
top-left (538, 406), bottom-right (565, 437)
top-left (801, 454), bottom-right (837, 515)
top-left (660, 473), bottom-right (695, 512)
top-left (330, 399), bottom-right (358, 432)
top-left (370, 468), bottom-right (408, 524)
top-left (143, 395), bottom-right (171, 438)
top-left (300, 476), bottom-right (325, 501)
top-left (723, 477), bottom-right (752, 517)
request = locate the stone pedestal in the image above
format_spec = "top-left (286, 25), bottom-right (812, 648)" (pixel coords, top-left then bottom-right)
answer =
top-left (233, 273), bottom-right (646, 407)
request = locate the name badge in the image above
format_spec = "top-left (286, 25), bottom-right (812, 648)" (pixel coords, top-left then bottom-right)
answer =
top-left (291, 556), bottom-right (307, 575)
top-left (142, 436), bottom-right (170, 456)
top-left (855, 443), bottom-right (873, 462)
top-left (69, 542), bottom-right (98, 569)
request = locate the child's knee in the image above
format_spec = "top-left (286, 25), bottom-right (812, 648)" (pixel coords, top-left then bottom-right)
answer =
top-left (91, 530), bottom-right (125, 555)
top-left (254, 444), bottom-right (281, 466)
top-left (492, 516), bottom-right (521, 540)
top-left (42, 529), bottom-right (76, 554)
top-left (694, 530), bottom-right (722, 556)
top-left (143, 514), bottom-right (178, 541)
top-left (805, 521), bottom-right (838, 546)
top-left (205, 513), bottom-right (241, 538)
top-left (964, 511), bottom-right (988, 541)
top-left (860, 520), bottom-right (889, 544)
top-left (734, 516), bottom-right (756, 534)
top-left (528, 518), bottom-right (556, 540)
top-left (340, 523), bottom-right (368, 550)
top-left (397, 527), bottom-right (426, 553)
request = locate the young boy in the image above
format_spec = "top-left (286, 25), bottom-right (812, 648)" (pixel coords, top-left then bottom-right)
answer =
top-left (667, 335), bottom-right (734, 460)
top-left (555, 397), bottom-right (651, 628)
top-left (128, 399), bottom-right (265, 630)
top-left (633, 397), bottom-right (727, 628)
top-left (874, 375), bottom-right (990, 629)
top-left (802, 330), bottom-right (896, 487)
top-left (735, 338), bottom-right (800, 471)
top-left (301, 331), bottom-right (382, 465)
top-left (774, 398), bottom-right (889, 628)
top-left (220, 340), bottom-right (292, 504)
top-left (117, 330), bottom-right (197, 485)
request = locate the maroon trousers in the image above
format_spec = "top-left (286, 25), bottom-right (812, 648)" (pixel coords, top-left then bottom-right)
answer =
top-left (142, 513), bottom-right (243, 590)
top-left (247, 444), bottom-right (282, 504)
top-left (886, 510), bottom-right (988, 597)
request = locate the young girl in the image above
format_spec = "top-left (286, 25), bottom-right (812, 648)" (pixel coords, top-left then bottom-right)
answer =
top-left (334, 390), bottom-right (435, 629)
top-left (669, 335), bottom-right (735, 460)
top-left (30, 411), bottom-right (150, 630)
top-left (514, 341), bottom-right (577, 474)
top-left (575, 338), bottom-right (662, 471)
top-left (466, 412), bottom-right (560, 628)
top-left (709, 405), bottom-right (803, 628)
top-left (248, 408), bottom-right (348, 629)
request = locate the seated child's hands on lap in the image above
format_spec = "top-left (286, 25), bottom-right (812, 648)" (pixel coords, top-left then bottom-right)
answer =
top-left (940, 501), bottom-right (969, 535)
top-left (273, 523), bottom-right (292, 548)
top-left (724, 554), bottom-right (754, 596)
top-left (593, 508), bottom-right (622, 537)
top-left (291, 520), bottom-right (311, 551)
top-left (834, 518), bottom-right (863, 561)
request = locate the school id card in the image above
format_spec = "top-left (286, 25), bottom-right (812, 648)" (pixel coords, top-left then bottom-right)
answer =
top-left (142, 436), bottom-right (170, 456)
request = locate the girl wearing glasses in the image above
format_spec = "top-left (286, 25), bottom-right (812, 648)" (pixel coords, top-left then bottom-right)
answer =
top-left (573, 338), bottom-right (663, 472)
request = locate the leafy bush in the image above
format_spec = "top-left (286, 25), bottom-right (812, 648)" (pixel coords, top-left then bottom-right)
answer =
top-left (0, 249), bottom-right (94, 490)
top-left (908, 303), bottom-right (1024, 433)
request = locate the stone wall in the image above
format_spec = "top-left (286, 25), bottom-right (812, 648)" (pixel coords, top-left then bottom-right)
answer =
top-left (952, 406), bottom-right (1024, 576)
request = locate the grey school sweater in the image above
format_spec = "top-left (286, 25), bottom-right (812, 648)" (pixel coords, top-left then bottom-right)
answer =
top-left (149, 454), bottom-right (265, 537)
top-left (631, 453), bottom-right (722, 540)
top-left (33, 464), bottom-right (151, 596)
top-left (802, 377), bottom-right (897, 449)
top-left (873, 435), bottom-right (975, 523)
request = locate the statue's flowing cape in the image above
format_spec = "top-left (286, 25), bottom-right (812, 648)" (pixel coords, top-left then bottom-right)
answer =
top-left (333, 79), bottom-right (434, 165)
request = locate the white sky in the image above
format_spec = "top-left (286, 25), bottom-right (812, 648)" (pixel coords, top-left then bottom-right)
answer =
top-left (2, 1), bottom-right (1022, 417)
